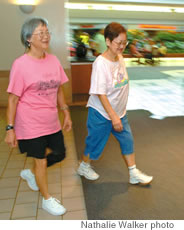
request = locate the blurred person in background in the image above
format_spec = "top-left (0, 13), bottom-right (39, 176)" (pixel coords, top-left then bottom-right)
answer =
top-left (142, 39), bottom-right (154, 63)
top-left (93, 28), bottom-right (107, 56)
top-left (129, 39), bottom-right (144, 64)
top-left (158, 41), bottom-right (167, 56)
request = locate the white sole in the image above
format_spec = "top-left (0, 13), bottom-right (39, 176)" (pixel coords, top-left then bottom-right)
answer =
top-left (42, 206), bottom-right (66, 216)
top-left (130, 177), bottom-right (153, 185)
top-left (77, 171), bottom-right (99, 181)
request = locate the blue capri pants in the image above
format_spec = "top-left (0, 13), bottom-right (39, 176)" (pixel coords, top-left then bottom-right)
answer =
top-left (84, 107), bottom-right (134, 160)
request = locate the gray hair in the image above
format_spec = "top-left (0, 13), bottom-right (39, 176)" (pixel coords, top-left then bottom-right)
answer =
top-left (21, 17), bottom-right (48, 49)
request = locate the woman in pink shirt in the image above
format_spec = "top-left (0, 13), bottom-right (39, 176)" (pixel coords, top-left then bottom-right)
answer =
top-left (5, 17), bottom-right (72, 216)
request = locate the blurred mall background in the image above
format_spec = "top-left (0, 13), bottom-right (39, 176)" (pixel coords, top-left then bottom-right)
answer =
top-left (1, 0), bottom-right (184, 105)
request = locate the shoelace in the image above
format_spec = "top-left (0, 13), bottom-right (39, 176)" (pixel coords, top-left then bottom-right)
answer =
top-left (49, 197), bottom-right (61, 207)
top-left (80, 162), bottom-right (96, 173)
top-left (86, 164), bottom-right (96, 172)
top-left (84, 163), bottom-right (95, 169)
top-left (30, 178), bottom-right (38, 186)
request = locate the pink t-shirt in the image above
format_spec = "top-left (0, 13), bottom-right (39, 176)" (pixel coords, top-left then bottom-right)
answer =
top-left (87, 55), bottom-right (129, 120)
top-left (7, 53), bottom-right (68, 139)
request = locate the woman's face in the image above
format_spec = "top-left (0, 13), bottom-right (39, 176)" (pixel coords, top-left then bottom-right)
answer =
top-left (28, 24), bottom-right (51, 51)
top-left (106, 32), bottom-right (127, 55)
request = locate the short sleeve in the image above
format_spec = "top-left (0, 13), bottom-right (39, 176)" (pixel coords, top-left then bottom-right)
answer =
top-left (7, 60), bottom-right (25, 97)
top-left (53, 55), bottom-right (68, 85)
top-left (59, 65), bottom-right (68, 85)
top-left (89, 59), bottom-right (107, 95)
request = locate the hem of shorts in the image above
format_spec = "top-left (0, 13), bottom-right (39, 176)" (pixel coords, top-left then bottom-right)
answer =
top-left (16, 128), bottom-right (61, 140)
top-left (19, 150), bottom-right (46, 159)
top-left (121, 151), bottom-right (134, 155)
top-left (84, 150), bottom-right (134, 160)
top-left (84, 151), bottom-right (101, 160)
top-left (26, 154), bottom-right (46, 159)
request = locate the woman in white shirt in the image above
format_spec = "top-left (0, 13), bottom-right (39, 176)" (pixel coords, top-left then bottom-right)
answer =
top-left (77, 22), bottom-right (153, 185)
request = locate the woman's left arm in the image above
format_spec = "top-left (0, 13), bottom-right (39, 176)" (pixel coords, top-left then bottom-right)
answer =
top-left (57, 85), bottom-right (72, 132)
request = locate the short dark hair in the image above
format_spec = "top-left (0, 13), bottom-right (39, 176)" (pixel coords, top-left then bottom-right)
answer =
top-left (104, 22), bottom-right (127, 42)
top-left (21, 17), bottom-right (48, 49)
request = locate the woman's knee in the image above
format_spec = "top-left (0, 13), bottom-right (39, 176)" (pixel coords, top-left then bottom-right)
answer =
top-left (47, 151), bottom-right (65, 167)
top-left (34, 158), bottom-right (47, 168)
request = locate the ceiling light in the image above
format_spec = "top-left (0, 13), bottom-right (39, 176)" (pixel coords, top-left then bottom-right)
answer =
top-left (16, 0), bottom-right (37, 4)
top-left (19, 5), bottom-right (35, 13)
top-left (65, 3), bottom-right (184, 13)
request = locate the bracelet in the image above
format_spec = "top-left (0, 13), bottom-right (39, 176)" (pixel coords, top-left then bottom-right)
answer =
top-left (60, 105), bottom-right (69, 111)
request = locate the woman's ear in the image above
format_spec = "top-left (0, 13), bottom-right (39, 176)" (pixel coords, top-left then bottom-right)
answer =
top-left (27, 37), bottom-right (31, 43)
top-left (26, 38), bottom-right (31, 48)
top-left (105, 38), bottom-right (111, 48)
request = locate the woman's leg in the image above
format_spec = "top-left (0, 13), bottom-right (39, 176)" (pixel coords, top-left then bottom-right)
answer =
top-left (112, 115), bottom-right (153, 185)
top-left (77, 107), bottom-right (111, 180)
top-left (31, 160), bottom-right (36, 174)
top-left (121, 153), bottom-right (153, 185)
top-left (82, 107), bottom-right (111, 161)
top-left (46, 131), bottom-right (66, 167)
top-left (122, 153), bottom-right (136, 167)
top-left (34, 158), bottom-right (50, 199)
top-left (33, 157), bottom-right (66, 216)
top-left (19, 135), bottom-right (66, 215)
top-left (81, 153), bottom-right (91, 164)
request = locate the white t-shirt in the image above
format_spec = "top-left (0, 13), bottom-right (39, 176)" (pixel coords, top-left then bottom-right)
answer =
top-left (87, 55), bottom-right (129, 120)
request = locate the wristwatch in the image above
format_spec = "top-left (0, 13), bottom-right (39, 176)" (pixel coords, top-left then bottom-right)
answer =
top-left (6, 125), bottom-right (14, 131)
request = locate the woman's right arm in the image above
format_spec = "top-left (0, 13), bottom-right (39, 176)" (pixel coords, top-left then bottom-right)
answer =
top-left (5, 93), bottom-right (19, 148)
top-left (98, 94), bottom-right (123, 132)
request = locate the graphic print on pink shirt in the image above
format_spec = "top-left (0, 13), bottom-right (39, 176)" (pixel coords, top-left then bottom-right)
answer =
top-left (36, 79), bottom-right (61, 96)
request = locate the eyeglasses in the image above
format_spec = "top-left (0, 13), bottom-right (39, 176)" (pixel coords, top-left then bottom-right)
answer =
top-left (113, 40), bottom-right (129, 47)
top-left (32, 31), bottom-right (52, 39)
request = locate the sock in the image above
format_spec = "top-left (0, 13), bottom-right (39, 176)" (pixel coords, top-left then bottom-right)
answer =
top-left (81, 161), bottom-right (90, 167)
top-left (43, 196), bottom-right (52, 201)
top-left (128, 165), bottom-right (137, 175)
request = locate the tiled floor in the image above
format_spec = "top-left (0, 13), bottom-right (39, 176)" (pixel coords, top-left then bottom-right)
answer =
top-left (0, 109), bottom-right (87, 220)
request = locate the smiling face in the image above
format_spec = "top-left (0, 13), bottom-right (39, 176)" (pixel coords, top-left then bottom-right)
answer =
top-left (106, 32), bottom-right (127, 56)
top-left (28, 24), bottom-right (51, 52)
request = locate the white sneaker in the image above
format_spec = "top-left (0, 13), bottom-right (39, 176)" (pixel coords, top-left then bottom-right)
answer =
top-left (42, 197), bottom-right (66, 216)
top-left (129, 169), bottom-right (153, 185)
top-left (77, 161), bottom-right (99, 180)
top-left (20, 169), bottom-right (39, 191)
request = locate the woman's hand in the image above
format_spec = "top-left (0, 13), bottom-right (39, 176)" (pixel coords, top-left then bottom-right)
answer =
top-left (5, 130), bottom-right (18, 148)
top-left (97, 94), bottom-right (123, 132)
top-left (62, 113), bottom-right (72, 132)
top-left (5, 93), bottom-right (19, 148)
top-left (112, 114), bottom-right (123, 132)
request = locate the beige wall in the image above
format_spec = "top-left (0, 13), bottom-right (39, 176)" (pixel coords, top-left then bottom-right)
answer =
top-left (0, 71), bottom-right (9, 107)
top-left (0, 0), bottom-right (72, 105)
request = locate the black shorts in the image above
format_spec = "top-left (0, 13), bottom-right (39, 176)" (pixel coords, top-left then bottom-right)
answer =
top-left (18, 130), bottom-right (65, 160)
